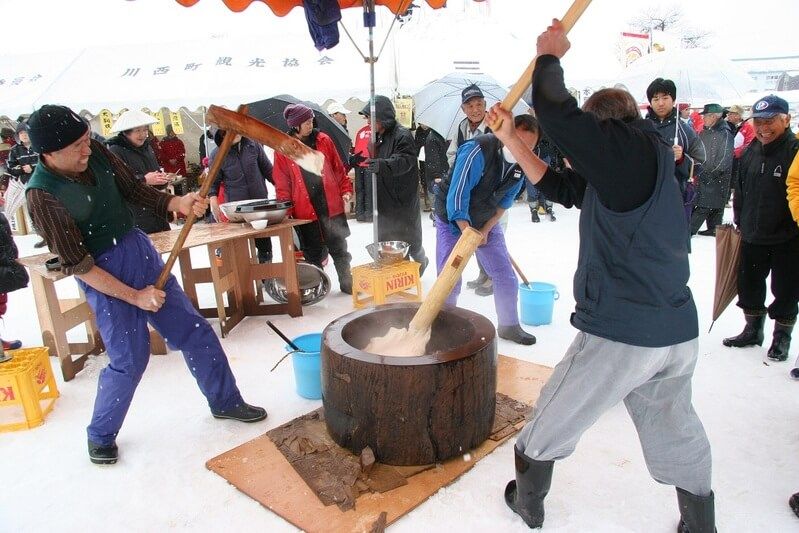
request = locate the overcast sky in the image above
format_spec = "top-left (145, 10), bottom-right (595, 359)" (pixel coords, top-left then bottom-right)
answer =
top-left (3, 0), bottom-right (797, 81)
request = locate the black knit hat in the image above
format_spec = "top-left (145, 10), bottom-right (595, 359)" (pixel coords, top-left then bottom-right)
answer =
top-left (27, 104), bottom-right (89, 154)
top-left (646, 78), bottom-right (677, 102)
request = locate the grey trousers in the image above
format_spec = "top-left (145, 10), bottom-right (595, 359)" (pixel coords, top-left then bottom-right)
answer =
top-left (517, 332), bottom-right (712, 496)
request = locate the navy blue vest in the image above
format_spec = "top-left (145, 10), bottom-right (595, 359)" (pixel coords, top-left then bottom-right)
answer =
top-left (434, 134), bottom-right (523, 230)
top-left (572, 132), bottom-right (698, 347)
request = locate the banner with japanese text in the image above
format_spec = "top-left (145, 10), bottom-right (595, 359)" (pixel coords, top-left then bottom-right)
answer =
top-left (169, 111), bottom-right (184, 134)
top-left (394, 97), bottom-right (413, 129)
top-left (144, 109), bottom-right (166, 136)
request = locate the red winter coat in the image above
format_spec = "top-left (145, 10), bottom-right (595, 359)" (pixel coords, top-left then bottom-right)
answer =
top-left (353, 123), bottom-right (371, 166)
top-left (734, 120), bottom-right (756, 159)
top-left (159, 136), bottom-right (187, 175)
top-left (273, 131), bottom-right (353, 221)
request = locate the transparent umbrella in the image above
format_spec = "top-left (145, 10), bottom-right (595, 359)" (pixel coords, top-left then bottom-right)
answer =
top-left (613, 48), bottom-right (757, 106)
top-left (413, 72), bottom-right (530, 140)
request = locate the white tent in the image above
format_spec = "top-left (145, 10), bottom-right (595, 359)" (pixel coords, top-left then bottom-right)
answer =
top-left (32, 36), bottom-right (399, 113)
top-left (0, 50), bottom-right (82, 119)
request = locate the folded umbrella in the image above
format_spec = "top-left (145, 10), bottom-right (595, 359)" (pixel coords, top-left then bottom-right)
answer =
top-left (2, 177), bottom-right (26, 219)
top-left (710, 223), bottom-right (742, 331)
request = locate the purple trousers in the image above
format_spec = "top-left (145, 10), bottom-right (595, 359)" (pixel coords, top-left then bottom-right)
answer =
top-left (78, 230), bottom-right (243, 446)
top-left (435, 217), bottom-right (520, 327)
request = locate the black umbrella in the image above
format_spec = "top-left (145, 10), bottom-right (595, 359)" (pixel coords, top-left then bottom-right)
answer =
top-left (246, 94), bottom-right (352, 164)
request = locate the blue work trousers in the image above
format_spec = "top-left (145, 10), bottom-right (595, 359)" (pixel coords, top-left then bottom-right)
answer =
top-left (78, 230), bottom-right (243, 445)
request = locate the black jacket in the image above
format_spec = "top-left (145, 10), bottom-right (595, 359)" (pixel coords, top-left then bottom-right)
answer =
top-left (208, 137), bottom-right (273, 202)
top-left (7, 143), bottom-right (38, 183)
top-left (696, 119), bottom-right (734, 208)
top-left (734, 128), bottom-right (799, 245)
top-left (422, 128), bottom-right (449, 183)
top-left (646, 108), bottom-right (706, 182)
top-left (106, 133), bottom-right (170, 234)
top-left (0, 212), bottom-right (28, 294)
top-left (362, 96), bottom-right (422, 247)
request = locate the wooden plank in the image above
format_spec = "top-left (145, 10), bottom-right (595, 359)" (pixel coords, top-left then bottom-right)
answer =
top-left (206, 355), bottom-right (551, 532)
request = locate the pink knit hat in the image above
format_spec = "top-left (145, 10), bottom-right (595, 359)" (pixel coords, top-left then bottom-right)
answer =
top-left (283, 103), bottom-right (314, 128)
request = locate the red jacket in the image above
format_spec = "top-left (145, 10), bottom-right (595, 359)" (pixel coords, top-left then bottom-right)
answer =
top-left (734, 120), bottom-right (756, 159)
top-left (353, 124), bottom-right (371, 166)
top-left (273, 131), bottom-right (353, 220)
top-left (159, 136), bottom-right (187, 175)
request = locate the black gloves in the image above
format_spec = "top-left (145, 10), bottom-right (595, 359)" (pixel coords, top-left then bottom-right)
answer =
top-left (348, 153), bottom-right (367, 167)
top-left (365, 158), bottom-right (383, 174)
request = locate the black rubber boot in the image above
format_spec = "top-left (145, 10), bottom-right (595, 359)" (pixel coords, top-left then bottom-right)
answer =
top-left (676, 488), bottom-right (715, 533)
top-left (475, 280), bottom-right (494, 297)
top-left (88, 440), bottom-right (118, 465)
top-left (211, 402), bottom-right (267, 423)
top-left (467, 265), bottom-right (490, 289)
top-left (504, 446), bottom-right (553, 529)
top-left (334, 258), bottom-right (353, 295)
top-left (722, 312), bottom-right (765, 347)
top-left (767, 321), bottom-right (793, 362)
top-left (530, 206), bottom-right (540, 223)
top-left (497, 324), bottom-right (537, 345)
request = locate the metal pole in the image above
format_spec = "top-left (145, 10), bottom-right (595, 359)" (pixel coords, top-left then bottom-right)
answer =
top-left (365, 0), bottom-right (379, 246)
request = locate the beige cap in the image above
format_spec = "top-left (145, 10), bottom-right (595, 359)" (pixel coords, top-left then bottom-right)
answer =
top-left (727, 105), bottom-right (745, 115)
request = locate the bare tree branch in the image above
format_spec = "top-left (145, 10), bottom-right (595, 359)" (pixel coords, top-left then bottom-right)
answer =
top-left (681, 27), bottom-right (712, 49)
top-left (628, 5), bottom-right (683, 32)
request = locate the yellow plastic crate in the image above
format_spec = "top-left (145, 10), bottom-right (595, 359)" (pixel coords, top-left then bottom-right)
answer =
top-left (0, 347), bottom-right (59, 432)
top-left (352, 260), bottom-right (422, 309)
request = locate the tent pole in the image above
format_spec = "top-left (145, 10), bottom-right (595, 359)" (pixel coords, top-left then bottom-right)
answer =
top-left (365, 0), bottom-right (378, 246)
top-left (202, 106), bottom-right (209, 164)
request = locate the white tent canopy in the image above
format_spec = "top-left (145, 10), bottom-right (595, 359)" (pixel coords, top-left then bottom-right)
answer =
top-left (32, 35), bottom-right (399, 114)
top-left (0, 50), bottom-right (82, 119)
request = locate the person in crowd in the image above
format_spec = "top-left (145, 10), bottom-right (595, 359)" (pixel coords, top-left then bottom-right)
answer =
top-left (208, 131), bottom-right (274, 266)
top-left (273, 103), bottom-right (354, 294)
top-left (446, 84), bottom-right (495, 293)
top-left (199, 126), bottom-right (215, 162)
top-left (419, 123), bottom-right (449, 213)
top-left (434, 114), bottom-right (538, 345)
top-left (327, 102), bottom-right (350, 133)
top-left (723, 94), bottom-right (799, 364)
top-left (645, 78), bottom-right (706, 196)
top-left (7, 123), bottom-right (46, 248)
top-left (690, 103), bottom-right (734, 236)
top-left (7, 123), bottom-right (38, 184)
top-left (159, 124), bottom-right (187, 176)
top-left (363, 96), bottom-right (428, 274)
top-left (726, 104), bottom-right (756, 159)
top-left (413, 124), bottom-right (431, 211)
top-left (0, 127), bottom-right (16, 170)
top-left (25, 105), bottom-right (266, 465)
top-left (525, 132), bottom-right (563, 223)
top-left (107, 110), bottom-right (172, 233)
top-left (352, 113), bottom-right (372, 222)
top-left (0, 207), bottom-right (28, 356)
top-left (496, 20), bottom-right (714, 532)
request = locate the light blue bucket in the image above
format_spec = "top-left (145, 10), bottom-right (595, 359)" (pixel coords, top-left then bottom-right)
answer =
top-left (519, 282), bottom-right (559, 326)
top-left (286, 333), bottom-right (322, 400)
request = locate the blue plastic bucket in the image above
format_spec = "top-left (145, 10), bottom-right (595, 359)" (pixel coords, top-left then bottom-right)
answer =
top-left (286, 333), bottom-right (322, 400)
top-left (519, 282), bottom-right (559, 326)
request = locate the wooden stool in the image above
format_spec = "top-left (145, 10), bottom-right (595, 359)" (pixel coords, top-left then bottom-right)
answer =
top-left (351, 260), bottom-right (422, 309)
top-left (0, 347), bottom-right (60, 432)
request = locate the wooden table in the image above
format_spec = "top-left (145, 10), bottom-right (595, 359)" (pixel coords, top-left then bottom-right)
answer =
top-left (19, 219), bottom-right (309, 381)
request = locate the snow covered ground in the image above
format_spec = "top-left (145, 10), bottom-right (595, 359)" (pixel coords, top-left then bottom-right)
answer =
top-left (2, 202), bottom-right (797, 532)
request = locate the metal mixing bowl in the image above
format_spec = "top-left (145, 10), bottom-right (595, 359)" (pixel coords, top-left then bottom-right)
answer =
top-left (366, 241), bottom-right (410, 266)
top-left (218, 199), bottom-right (291, 224)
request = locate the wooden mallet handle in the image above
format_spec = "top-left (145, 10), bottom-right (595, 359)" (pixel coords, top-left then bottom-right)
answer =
top-left (488, 0), bottom-right (593, 131)
top-left (408, 227), bottom-right (484, 334)
top-left (509, 254), bottom-right (530, 287)
top-left (154, 104), bottom-right (246, 290)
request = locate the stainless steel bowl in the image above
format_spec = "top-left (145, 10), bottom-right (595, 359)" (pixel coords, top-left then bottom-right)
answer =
top-left (218, 199), bottom-right (290, 224)
top-left (264, 262), bottom-right (331, 306)
top-left (219, 199), bottom-right (264, 223)
top-left (366, 240), bottom-right (410, 266)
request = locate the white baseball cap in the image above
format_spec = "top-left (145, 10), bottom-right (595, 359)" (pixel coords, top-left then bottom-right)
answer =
top-left (327, 102), bottom-right (350, 115)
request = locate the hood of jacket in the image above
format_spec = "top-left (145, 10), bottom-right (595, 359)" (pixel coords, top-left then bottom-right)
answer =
top-left (361, 95), bottom-right (396, 131)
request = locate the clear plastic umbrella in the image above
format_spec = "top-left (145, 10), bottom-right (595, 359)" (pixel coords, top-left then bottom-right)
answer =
top-left (412, 73), bottom-right (531, 140)
top-left (613, 48), bottom-right (757, 106)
